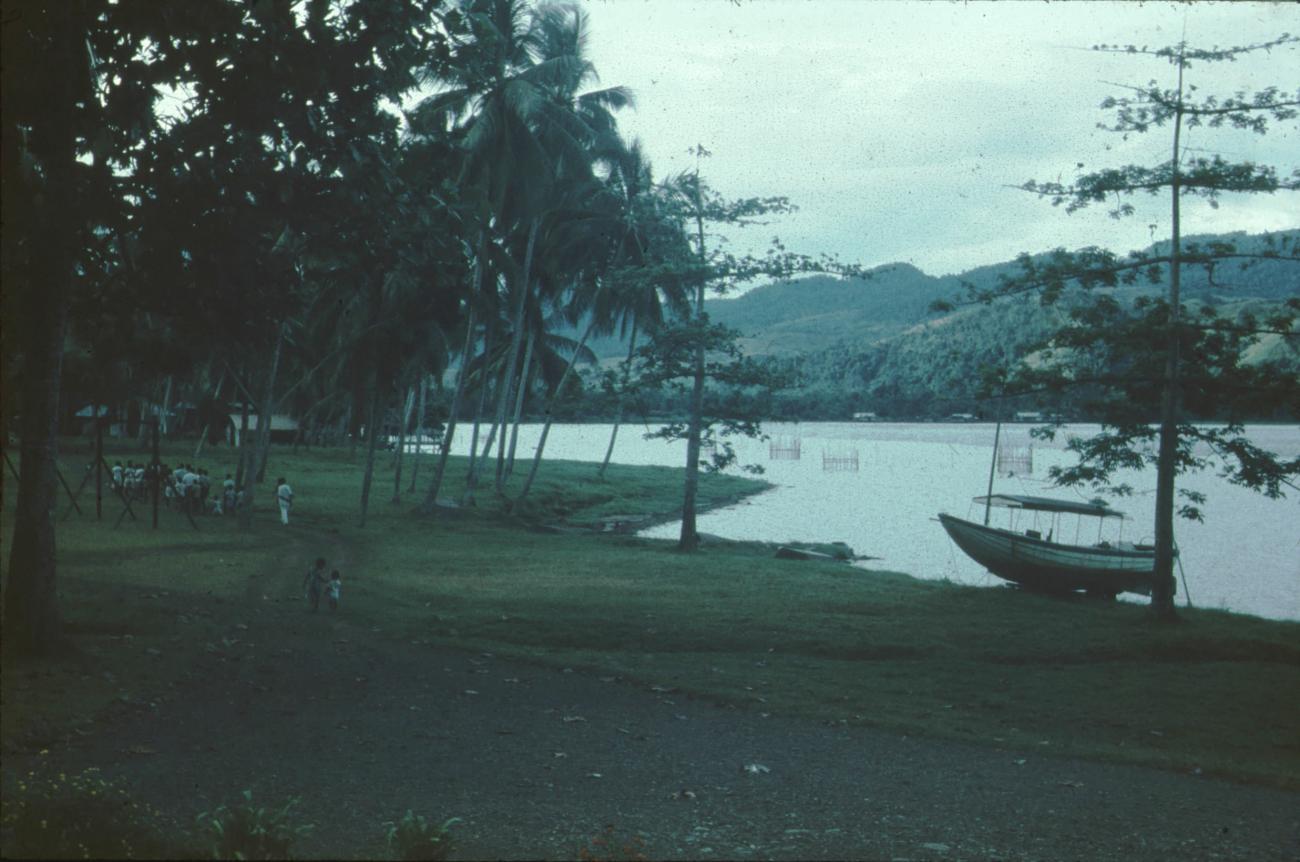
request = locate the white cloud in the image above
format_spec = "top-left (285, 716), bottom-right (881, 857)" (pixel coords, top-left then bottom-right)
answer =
top-left (577, 0), bottom-right (1300, 277)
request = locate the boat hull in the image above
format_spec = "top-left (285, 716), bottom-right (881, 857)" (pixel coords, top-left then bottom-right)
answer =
top-left (938, 513), bottom-right (1157, 597)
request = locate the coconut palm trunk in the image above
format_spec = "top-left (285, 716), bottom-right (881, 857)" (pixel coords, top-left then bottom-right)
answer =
top-left (461, 322), bottom-right (497, 508)
top-left (422, 300), bottom-right (478, 514)
top-left (597, 319), bottom-right (638, 479)
top-left (487, 219), bottom-right (538, 486)
top-left (252, 323), bottom-right (287, 485)
top-left (500, 329), bottom-right (535, 489)
top-left (409, 375), bottom-right (428, 493)
top-left (514, 320), bottom-right (596, 507)
top-left (193, 370), bottom-right (226, 460)
top-left (358, 369), bottom-right (386, 528)
top-left (391, 384), bottom-right (416, 503)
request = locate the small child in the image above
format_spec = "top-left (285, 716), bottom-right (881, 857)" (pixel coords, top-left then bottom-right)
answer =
top-left (327, 570), bottom-right (342, 611)
top-left (304, 557), bottom-right (327, 612)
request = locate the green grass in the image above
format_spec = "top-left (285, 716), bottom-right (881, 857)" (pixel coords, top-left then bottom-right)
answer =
top-left (4, 438), bottom-right (1299, 790)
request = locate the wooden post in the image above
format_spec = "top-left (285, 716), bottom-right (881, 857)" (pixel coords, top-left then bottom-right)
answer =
top-left (984, 419), bottom-right (1002, 526)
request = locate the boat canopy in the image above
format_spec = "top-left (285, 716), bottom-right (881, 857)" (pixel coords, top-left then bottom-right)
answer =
top-left (972, 494), bottom-right (1126, 519)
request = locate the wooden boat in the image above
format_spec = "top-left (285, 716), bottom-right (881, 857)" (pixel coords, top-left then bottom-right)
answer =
top-left (938, 494), bottom-right (1161, 597)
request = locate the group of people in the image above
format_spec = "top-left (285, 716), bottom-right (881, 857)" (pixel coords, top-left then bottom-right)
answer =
top-left (303, 557), bottom-right (341, 612)
top-left (109, 461), bottom-right (291, 520)
top-left (111, 460), bottom-right (222, 513)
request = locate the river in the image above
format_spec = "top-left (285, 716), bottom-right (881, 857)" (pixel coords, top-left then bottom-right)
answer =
top-left (443, 421), bottom-right (1300, 622)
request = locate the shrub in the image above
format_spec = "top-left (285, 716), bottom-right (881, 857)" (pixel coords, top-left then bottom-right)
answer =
top-left (195, 789), bottom-right (314, 860)
top-left (0, 765), bottom-right (193, 859)
top-left (382, 810), bottom-right (460, 861)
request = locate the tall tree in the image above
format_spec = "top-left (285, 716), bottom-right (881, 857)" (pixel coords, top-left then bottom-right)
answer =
top-left (2, 0), bottom-right (91, 655)
top-left (650, 150), bottom-right (856, 549)
top-left (972, 36), bottom-right (1300, 618)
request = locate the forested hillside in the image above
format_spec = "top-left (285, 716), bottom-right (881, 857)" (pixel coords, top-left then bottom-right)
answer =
top-left (696, 230), bottom-right (1299, 419)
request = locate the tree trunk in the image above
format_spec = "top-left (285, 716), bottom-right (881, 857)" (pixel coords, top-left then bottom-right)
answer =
top-left (236, 399), bottom-right (255, 528)
top-left (358, 368), bottom-right (385, 528)
top-left (487, 219), bottom-right (538, 491)
top-left (501, 330), bottom-right (535, 487)
top-left (1150, 59), bottom-right (1187, 620)
top-left (4, 5), bottom-right (80, 655)
top-left (514, 320), bottom-right (596, 508)
top-left (194, 369), bottom-right (226, 460)
top-left (422, 304), bottom-right (477, 514)
top-left (391, 384), bottom-right (415, 503)
top-left (159, 375), bottom-right (173, 437)
top-left (598, 320), bottom-right (639, 479)
top-left (679, 187), bottom-right (709, 551)
top-left (253, 323), bottom-right (286, 485)
top-left (462, 332), bottom-right (501, 507)
top-left (409, 374), bottom-right (428, 492)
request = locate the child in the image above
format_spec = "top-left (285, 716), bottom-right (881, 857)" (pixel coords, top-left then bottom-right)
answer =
top-left (327, 570), bottom-right (342, 611)
top-left (304, 558), bottom-right (327, 612)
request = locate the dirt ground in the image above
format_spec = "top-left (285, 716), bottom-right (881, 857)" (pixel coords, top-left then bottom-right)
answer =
top-left (4, 526), bottom-right (1298, 861)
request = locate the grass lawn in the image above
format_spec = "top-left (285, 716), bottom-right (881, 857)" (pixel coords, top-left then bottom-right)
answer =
top-left (4, 437), bottom-right (1299, 791)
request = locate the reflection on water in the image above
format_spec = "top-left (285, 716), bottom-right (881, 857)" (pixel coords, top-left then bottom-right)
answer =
top-left (444, 422), bottom-right (1300, 622)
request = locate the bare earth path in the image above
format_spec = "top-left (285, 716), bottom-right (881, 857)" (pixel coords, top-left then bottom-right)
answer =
top-left (9, 524), bottom-right (1299, 861)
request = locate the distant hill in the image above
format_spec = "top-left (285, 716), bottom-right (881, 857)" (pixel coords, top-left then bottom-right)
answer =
top-left (702, 229), bottom-right (1299, 359)
top-left (572, 229), bottom-right (1297, 418)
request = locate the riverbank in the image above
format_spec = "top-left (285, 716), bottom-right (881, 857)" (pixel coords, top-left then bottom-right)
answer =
top-left (3, 442), bottom-right (1298, 858)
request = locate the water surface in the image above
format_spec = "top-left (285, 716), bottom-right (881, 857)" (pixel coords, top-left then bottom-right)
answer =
top-left (447, 421), bottom-right (1300, 621)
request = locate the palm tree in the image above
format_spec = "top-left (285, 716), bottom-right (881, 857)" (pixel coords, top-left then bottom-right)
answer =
top-left (594, 140), bottom-right (692, 478)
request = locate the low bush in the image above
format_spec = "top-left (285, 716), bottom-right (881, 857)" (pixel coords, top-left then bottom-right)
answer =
top-left (195, 789), bottom-right (314, 860)
top-left (382, 810), bottom-right (460, 861)
top-left (0, 765), bottom-right (195, 859)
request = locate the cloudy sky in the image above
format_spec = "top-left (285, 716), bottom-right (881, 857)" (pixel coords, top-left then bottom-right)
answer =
top-left (574, 0), bottom-right (1299, 277)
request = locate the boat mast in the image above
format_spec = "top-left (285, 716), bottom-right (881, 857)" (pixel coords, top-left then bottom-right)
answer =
top-left (984, 418), bottom-right (1002, 526)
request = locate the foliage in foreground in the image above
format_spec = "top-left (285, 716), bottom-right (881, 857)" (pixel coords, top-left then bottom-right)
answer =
top-left (383, 810), bottom-right (461, 861)
top-left (0, 765), bottom-right (195, 860)
top-left (196, 789), bottom-right (315, 861)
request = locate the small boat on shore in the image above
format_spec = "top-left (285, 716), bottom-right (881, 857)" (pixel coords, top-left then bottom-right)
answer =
top-left (938, 494), bottom-right (1161, 598)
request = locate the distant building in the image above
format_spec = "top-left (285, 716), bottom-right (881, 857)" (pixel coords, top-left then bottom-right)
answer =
top-left (226, 410), bottom-right (299, 446)
top-left (947, 413), bottom-right (976, 422)
top-left (852, 412), bottom-right (879, 422)
top-left (1014, 411), bottom-right (1044, 422)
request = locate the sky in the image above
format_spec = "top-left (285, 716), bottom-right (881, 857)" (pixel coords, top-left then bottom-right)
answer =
top-left (573, 0), bottom-right (1300, 278)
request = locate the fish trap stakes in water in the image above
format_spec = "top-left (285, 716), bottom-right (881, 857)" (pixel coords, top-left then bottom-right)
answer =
top-left (769, 436), bottom-right (802, 460)
top-left (997, 444), bottom-right (1033, 476)
top-left (822, 448), bottom-right (860, 472)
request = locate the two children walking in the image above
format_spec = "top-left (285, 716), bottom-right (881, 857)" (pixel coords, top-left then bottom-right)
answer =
top-left (303, 557), bottom-right (342, 612)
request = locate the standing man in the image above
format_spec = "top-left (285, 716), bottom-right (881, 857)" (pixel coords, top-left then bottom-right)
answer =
top-left (276, 476), bottom-right (293, 525)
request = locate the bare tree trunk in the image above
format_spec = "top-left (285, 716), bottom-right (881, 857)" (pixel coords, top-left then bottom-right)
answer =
top-left (391, 384), bottom-right (415, 503)
top-left (236, 400), bottom-right (254, 528)
top-left (501, 330), bottom-right (535, 489)
top-left (679, 186), bottom-right (709, 551)
top-left (409, 374), bottom-right (428, 493)
top-left (193, 370), bottom-right (226, 460)
top-left (487, 219), bottom-right (538, 489)
top-left (423, 306), bottom-right (477, 514)
top-left (598, 320), bottom-right (639, 479)
top-left (253, 323), bottom-right (286, 485)
top-left (514, 320), bottom-right (596, 508)
top-left (1151, 59), bottom-right (1187, 620)
top-left (462, 334), bottom-right (502, 508)
top-left (159, 375), bottom-right (174, 437)
top-left (359, 369), bottom-right (385, 528)
top-left (4, 15), bottom-right (75, 652)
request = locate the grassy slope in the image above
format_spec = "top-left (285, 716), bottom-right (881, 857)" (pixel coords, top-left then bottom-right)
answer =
top-left (3, 439), bottom-right (1298, 791)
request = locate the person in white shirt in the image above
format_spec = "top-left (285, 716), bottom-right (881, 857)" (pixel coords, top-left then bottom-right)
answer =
top-left (276, 477), bottom-right (293, 525)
